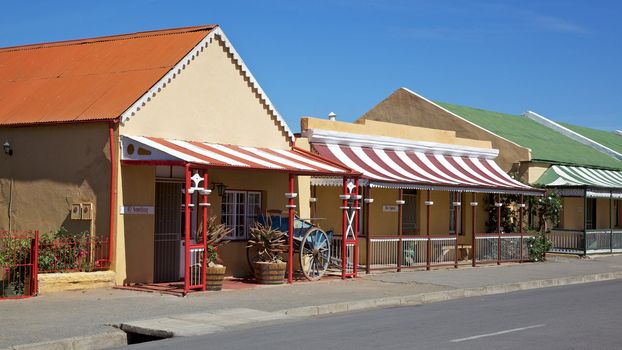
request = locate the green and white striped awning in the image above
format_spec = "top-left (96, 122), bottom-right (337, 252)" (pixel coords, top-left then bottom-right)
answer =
top-left (536, 165), bottom-right (622, 189)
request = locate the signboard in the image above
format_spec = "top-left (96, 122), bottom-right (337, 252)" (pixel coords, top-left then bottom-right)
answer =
top-left (120, 206), bottom-right (155, 215)
top-left (382, 205), bottom-right (399, 212)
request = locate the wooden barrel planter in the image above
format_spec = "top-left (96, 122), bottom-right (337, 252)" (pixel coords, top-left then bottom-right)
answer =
top-left (254, 262), bottom-right (286, 284)
top-left (205, 265), bottom-right (226, 291)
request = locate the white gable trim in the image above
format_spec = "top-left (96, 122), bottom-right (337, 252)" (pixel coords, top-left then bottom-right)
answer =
top-left (119, 27), bottom-right (295, 143)
top-left (397, 88), bottom-right (533, 158)
top-left (524, 111), bottom-right (622, 162)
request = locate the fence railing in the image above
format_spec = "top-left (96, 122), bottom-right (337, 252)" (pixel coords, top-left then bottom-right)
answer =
top-left (1, 230), bottom-right (38, 300)
top-left (329, 235), bottom-right (355, 275)
top-left (38, 236), bottom-right (109, 273)
top-left (475, 234), bottom-right (530, 263)
top-left (547, 229), bottom-right (584, 254)
top-left (548, 229), bottom-right (622, 255)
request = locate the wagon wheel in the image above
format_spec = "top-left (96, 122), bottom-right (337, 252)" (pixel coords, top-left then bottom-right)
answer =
top-left (299, 227), bottom-right (330, 281)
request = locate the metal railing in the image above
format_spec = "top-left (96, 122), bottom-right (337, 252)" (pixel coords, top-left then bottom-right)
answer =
top-left (365, 235), bottom-right (462, 272)
top-left (548, 229), bottom-right (622, 255)
top-left (475, 234), bottom-right (530, 263)
top-left (38, 236), bottom-right (109, 273)
top-left (547, 229), bottom-right (584, 254)
top-left (330, 236), bottom-right (355, 275)
top-left (1, 230), bottom-right (38, 300)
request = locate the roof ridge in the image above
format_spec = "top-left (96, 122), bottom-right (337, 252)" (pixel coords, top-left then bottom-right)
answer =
top-left (0, 25), bottom-right (218, 53)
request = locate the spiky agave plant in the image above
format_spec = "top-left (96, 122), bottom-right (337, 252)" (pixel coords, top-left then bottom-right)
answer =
top-left (198, 216), bottom-right (232, 266)
top-left (248, 222), bottom-right (288, 263)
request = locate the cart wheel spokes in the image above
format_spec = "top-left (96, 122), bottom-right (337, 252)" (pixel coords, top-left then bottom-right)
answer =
top-left (300, 228), bottom-right (330, 281)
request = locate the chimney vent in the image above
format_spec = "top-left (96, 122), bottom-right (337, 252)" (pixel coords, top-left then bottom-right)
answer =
top-left (328, 112), bottom-right (336, 121)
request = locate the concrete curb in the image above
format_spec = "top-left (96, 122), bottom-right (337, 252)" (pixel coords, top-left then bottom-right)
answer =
top-left (6, 271), bottom-right (622, 350)
top-left (3, 329), bottom-right (127, 350)
top-left (281, 271), bottom-right (622, 317)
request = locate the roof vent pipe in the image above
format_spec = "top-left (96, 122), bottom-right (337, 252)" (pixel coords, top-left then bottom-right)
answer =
top-left (328, 112), bottom-right (336, 121)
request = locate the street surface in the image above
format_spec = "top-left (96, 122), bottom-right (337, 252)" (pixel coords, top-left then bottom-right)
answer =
top-left (126, 279), bottom-right (622, 350)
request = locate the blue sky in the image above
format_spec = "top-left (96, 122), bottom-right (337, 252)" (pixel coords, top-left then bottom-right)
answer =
top-left (1, 0), bottom-right (620, 131)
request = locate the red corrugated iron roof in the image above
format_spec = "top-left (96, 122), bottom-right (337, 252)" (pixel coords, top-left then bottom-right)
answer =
top-left (0, 25), bottom-right (217, 126)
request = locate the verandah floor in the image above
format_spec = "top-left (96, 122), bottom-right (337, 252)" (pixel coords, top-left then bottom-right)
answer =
top-left (115, 274), bottom-right (344, 297)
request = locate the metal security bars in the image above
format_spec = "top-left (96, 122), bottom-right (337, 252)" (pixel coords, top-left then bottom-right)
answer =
top-left (1, 231), bottom-right (38, 300)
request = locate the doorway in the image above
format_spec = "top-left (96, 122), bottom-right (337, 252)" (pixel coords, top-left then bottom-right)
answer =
top-left (154, 182), bottom-right (182, 283)
top-left (403, 190), bottom-right (417, 234)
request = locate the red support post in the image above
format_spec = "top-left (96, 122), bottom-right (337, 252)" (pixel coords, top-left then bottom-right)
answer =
top-left (365, 185), bottom-right (372, 274)
top-left (184, 164), bottom-right (191, 295)
top-left (519, 194), bottom-right (524, 263)
top-left (32, 230), bottom-right (39, 296)
top-left (497, 194), bottom-right (502, 265)
top-left (353, 178), bottom-right (360, 277)
top-left (397, 189), bottom-right (403, 272)
top-left (426, 190), bottom-right (431, 271)
top-left (201, 171), bottom-right (209, 291)
top-left (454, 193), bottom-right (459, 269)
top-left (288, 174), bottom-right (295, 284)
top-left (471, 193), bottom-right (477, 267)
top-left (341, 177), bottom-right (348, 280)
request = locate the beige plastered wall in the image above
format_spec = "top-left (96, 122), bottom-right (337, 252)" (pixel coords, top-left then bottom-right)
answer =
top-left (596, 198), bottom-right (613, 229)
top-left (517, 162), bottom-right (551, 184)
top-left (301, 118), bottom-right (492, 149)
top-left (120, 35), bottom-right (290, 149)
top-left (358, 88), bottom-right (531, 171)
top-left (0, 123), bottom-right (111, 238)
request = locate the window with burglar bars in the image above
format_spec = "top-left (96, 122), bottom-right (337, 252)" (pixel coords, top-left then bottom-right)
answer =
top-left (449, 192), bottom-right (463, 235)
top-left (221, 190), bottom-right (262, 240)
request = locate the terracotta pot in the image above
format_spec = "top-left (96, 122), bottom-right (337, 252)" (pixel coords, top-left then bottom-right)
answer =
top-left (254, 261), bottom-right (286, 285)
top-left (205, 265), bottom-right (226, 291)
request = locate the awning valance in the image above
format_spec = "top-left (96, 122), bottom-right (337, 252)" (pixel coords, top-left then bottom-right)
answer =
top-left (306, 131), bottom-right (541, 195)
top-left (120, 135), bottom-right (352, 176)
top-left (536, 165), bottom-right (622, 190)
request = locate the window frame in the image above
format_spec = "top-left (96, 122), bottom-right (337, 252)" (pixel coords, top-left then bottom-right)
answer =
top-left (221, 189), bottom-right (262, 240)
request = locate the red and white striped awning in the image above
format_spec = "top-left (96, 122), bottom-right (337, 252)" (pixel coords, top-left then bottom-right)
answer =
top-left (121, 135), bottom-right (351, 176)
top-left (308, 132), bottom-right (540, 195)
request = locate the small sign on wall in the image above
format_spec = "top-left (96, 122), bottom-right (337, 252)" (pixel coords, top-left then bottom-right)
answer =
top-left (382, 205), bottom-right (399, 212)
top-left (120, 206), bottom-right (155, 215)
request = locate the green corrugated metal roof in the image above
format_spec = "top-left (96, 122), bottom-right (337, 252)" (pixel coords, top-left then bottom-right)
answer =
top-left (436, 102), bottom-right (622, 170)
top-left (535, 165), bottom-right (622, 189)
top-left (559, 122), bottom-right (622, 156)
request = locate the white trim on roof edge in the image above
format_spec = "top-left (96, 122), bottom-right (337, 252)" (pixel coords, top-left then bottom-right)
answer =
top-left (119, 27), bottom-right (295, 142)
top-left (614, 130), bottom-right (622, 136)
top-left (523, 111), bottom-right (622, 162)
top-left (397, 87), bottom-right (533, 158)
top-left (303, 128), bottom-right (500, 159)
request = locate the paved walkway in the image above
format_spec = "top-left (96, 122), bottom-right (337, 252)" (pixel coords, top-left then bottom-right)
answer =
top-left (2, 255), bottom-right (622, 349)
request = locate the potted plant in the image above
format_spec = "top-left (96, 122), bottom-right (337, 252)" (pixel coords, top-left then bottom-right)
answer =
top-left (248, 222), bottom-right (288, 284)
top-left (199, 217), bottom-right (231, 291)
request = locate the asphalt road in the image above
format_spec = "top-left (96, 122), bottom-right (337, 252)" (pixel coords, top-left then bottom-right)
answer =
top-left (126, 279), bottom-right (622, 350)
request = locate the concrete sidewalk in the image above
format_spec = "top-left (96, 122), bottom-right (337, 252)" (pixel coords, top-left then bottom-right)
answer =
top-left (2, 255), bottom-right (622, 349)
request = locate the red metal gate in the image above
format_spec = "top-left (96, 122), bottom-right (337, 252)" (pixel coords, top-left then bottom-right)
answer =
top-left (0, 230), bottom-right (38, 300)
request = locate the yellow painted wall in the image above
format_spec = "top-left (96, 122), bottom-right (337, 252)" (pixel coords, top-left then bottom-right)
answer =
top-left (596, 198), bottom-right (613, 229)
top-left (115, 165), bottom-right (155, 285)
top-left (301, 117), bottom-right (492, 149)
top-left (207, 168), bottom-right (290, 277)
top-left (561, 197), bottom-right (584, 230)
top-left (120, 35), bottom-right (290, 149)
top-left (0, 123), bottom-right (111, 237)
top-left (358, 88), bottom-right (532, 171)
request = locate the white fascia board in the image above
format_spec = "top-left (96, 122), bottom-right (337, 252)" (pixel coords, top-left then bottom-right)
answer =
top-left (524, 111), bottom-right (622, 161)
top-left (119, 27), bottom-right (295, 143)
top-left (398, 87), bottom-right (533, 157)
top-left (303, 128), bottom-right (500, 159)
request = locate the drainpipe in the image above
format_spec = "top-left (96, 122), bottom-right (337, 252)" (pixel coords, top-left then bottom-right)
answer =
top-left (108, 123), bottom-right (117, 269)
